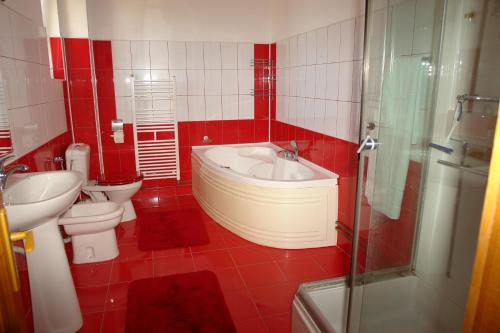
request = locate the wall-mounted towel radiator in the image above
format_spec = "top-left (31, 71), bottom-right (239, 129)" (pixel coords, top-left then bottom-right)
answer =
top-left (131, 78), bottom-right (179, 181)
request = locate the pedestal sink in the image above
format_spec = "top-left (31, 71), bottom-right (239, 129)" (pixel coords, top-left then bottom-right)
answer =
top-left (5, 171), bottom-right (83, 333)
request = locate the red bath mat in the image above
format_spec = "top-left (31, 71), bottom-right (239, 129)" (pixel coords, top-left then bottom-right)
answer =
top-left (137, 208), bottom-right (209, 251)
top-left (125, 271), bottom-right (237, 333)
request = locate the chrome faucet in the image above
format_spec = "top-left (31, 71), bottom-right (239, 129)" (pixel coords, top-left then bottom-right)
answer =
top-left (0, 153), bottom-right (29, 191)
top-left (290, 140), bottom-right (299, 161)
top-left (279, 140), bottom-right (300, 162)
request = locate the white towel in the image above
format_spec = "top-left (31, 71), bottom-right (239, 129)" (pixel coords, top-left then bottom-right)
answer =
top-left (365, 55), bottom-right (429, 219)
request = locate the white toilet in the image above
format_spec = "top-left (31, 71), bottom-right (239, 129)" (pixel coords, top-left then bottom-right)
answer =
top-left (60, 202), bottom-right (124, 264)
top-left (65, 143), bottom-right (143, 222)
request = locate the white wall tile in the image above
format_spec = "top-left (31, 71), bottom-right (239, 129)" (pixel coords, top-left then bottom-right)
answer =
top-left (238, 94), bottom-right (253, 119)
top-left (0, 57), bottom-right (16, 109)
top-left (237, 69), bottom-right (253, 95)
top-left (188, 95), bottom-right (205, 120)
top-left (316, 27), bottom-right (328, 65)
top-left (205, 95), bottom-right (222, 120)
top-left (296, 66), bottom-right (306, 97)
top-left (131, 41), bottom-right (150, 70)
top-left (186, 42), bottom-right (204, 69)
top-left (149, 41), bottom-right (169, 69)
top-left (350, 102), bottom-right (361, 143)
top-left (26, 62), bottom-right (41, 105)
top-left (222, 95), bottom-right (238, 120)
top-left (276, 95), bottom-right (284, 122)
top-left (237, 43), bottom-right (253, 70)
top-left (203, 42), bottom-right (221, 70)
top-left (286, 96), bottom-right (295, 124)
top-left (132, 69), bottom-right (151, 81)
top-left (38, 34), bottom-right (49, 66)
top-left (326, 63), bottom-right (339, 100)
top-left (339, 61), bottom-right (353, 101)
top-left (313, 99), bottom-right (326, 133)
top-left (340, 19), bottom-right (355, 61)
top-left (306, 31), bottom-right (317, 65)
top-left (327, 23), bottom-right (341, 63)
top-left (324, 100), bottom-right (338, 137)
top-left (289, 67), bottom-right (298, 97)
top-left (289, 36), bottom-right (298, 67)
top-left (413, 0), bottom-right (435, 55)
top-left (352, 61), bottom-right (363, 103)
top-left (111, 41), bottom-right (131, 69)
top-left (221, 70), bottom-right (238, 95)
top-left (337, 101), bottom-right (351, 141)
top-left (304, 98), bottom-right (315, 130)
top-left (115, 97), bottom-right (132, 123)
top-left (14, 60), bottom-right (28, 107)
top-left (168, 42), bottom-right (187, 70)
top-left (113, 70), bottom-right (132, 97)
top-left (354, 16), bottom-right (365, 61)
top-left (0, 5), bottom-right (14, 57)
top-left (204, 70), bottom-right (222, 95)
top-left (170, 69), bottom-right (187, 95)
top-left (297, 33), bottom-right (307, 66)
top-left (150, 69), bottom-right (170, 81)
top-left (187, 69), bottom-right (204, 95)
top-left (44, 101), bottom-right (66, 139)
top-left (176, 95), bottom-right (189, 121)
top-left (305, 66), bottom-right (316, 98)
top-left (221, 43), bottom-right (238, 69)
top-left (315, 64), bottom-right (327, 99)
top-left (296, 97), bottom-right (306, 128)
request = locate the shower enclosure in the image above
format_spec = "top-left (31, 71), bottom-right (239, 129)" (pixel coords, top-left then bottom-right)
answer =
top-left (352, 0), bottom-right (499, 328)
top-left (293, 0), bottom-right (499, 331)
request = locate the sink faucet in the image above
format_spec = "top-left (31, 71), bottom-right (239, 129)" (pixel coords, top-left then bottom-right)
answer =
top-left (0, 153), bottom-right (29, 191)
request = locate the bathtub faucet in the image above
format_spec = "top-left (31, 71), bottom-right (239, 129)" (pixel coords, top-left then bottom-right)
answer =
top-left (279, 141), bottom-right (299, 161)
top-left (290, 140), bottom-right (299, 161)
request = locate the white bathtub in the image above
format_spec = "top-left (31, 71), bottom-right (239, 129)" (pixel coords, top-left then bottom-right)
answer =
top-left (191, 143), bottom-right (339, 249)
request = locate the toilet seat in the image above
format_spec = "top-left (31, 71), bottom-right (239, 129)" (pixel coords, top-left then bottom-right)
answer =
top-left (96, 172), bottom-right (143, 186)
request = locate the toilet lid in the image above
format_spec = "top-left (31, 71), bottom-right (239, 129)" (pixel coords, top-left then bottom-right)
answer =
top-left (97, 171), bottom-right (144, 185)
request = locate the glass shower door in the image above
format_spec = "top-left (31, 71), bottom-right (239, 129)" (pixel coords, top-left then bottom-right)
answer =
top-left (354, 0), bottom-right (444, 278)
top-left (348, 0), bottom-right (446, 331)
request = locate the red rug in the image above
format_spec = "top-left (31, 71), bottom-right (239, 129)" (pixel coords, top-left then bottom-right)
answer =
top-left (137, 208), bottom-right (209, 251)
top-left (125, 271), bottom-right (236, 333)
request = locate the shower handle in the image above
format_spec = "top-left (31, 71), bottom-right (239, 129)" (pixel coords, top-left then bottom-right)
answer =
top-left (357, 135), bottom-right (380, 153)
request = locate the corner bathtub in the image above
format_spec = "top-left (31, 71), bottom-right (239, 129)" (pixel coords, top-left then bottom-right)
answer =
top-left (191, 143), bottom-right (339, 249)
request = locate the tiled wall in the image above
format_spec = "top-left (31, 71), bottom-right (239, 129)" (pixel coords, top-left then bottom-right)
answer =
top-left (274, 16), bottom-right (364, 143)
top-left (0, 2), bottom-right (72, 332)
top-left (271, 15), bottom-right (364, 232)
top-left (83, 40), bottom-right (271, 186)
top-left (0, 3), bottom-right (68, 163)
top-left (109, 40), bottom-right (262, 123)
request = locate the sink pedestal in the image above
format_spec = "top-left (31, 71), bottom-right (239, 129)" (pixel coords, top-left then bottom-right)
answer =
top-left (26, 218), bottom-right (82, 333)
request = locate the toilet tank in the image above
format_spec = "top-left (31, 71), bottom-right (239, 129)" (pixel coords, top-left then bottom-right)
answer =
top-left (66, 143), bottom-right (90, 185)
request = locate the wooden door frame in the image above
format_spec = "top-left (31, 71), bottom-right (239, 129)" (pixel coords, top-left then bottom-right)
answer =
top-left (463, 101), bottom-right (500, 332)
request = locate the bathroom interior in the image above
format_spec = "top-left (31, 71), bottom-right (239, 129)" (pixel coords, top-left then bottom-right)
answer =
top-left (0, 0), bottom-right (499, 332)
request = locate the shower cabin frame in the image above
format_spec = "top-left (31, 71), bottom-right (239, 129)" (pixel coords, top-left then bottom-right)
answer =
top-left (346, 0), bottom-right (450, 329)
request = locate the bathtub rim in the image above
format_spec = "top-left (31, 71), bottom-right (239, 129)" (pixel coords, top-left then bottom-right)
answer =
top-left (192, 142), bottom-right (338, 188)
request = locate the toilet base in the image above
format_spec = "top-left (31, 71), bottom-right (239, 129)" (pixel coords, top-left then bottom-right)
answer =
top-left (121, 200), bottom-right (137, 222)
top-left (72, 229), bottom-right (119, 264)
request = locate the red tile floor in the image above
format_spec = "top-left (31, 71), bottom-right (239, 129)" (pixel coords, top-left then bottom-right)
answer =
top-left (69, 194), bottom-right (350, 333)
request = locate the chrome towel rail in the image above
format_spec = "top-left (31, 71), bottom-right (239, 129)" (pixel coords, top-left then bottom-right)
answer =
top-left (457, 94), bottom-right (499, 103)
top-left (437, 159), bottom-right (488, 177)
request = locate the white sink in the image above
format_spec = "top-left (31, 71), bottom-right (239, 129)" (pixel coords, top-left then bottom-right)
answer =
top-left (5, 171), bottom-right (83, 232)
top-left (4, 171), bottom-right (84, 333)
